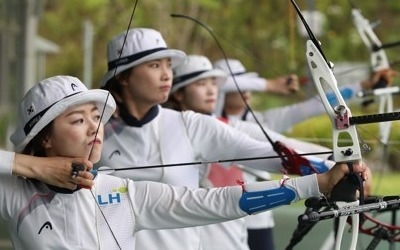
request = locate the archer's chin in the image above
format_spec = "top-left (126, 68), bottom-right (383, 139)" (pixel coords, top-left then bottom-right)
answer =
top-left (88, 148), bottom-right (102, 163)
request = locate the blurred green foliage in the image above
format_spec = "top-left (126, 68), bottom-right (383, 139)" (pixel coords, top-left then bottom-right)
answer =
top-left (37, 0), bottom-right (400, 86)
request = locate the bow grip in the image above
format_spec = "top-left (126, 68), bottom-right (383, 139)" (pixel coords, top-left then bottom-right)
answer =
top-left (330, 164), bottom-right (363, 203)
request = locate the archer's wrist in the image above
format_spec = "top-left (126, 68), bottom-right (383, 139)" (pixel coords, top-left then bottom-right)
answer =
top-left (0, 150), bottom-right (14, 175)
top-left (316, 173), bottom-right (331, 195)
top-left (13, 154), bottom-right (40, 179)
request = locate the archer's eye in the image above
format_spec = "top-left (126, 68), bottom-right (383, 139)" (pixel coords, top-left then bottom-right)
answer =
top-left (149, 62), bottom-right (159, 68)
top-left (195, 80), bottom-right (206, 86)
top-left (72, 119), bottom-right (84, 124)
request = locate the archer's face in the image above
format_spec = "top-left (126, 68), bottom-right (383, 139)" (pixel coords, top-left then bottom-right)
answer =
top-left (176, 77), bottom-right (218, 114)
top-left (44, 103), bottom-right (104, 163)
top-left (122, 58), bottom-right (173, 107)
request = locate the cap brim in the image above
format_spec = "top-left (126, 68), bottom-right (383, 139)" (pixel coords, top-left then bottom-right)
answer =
top-left (220, 73), bottom-right (266, 93)
top-left (100, 49), bottom-right (186, 89)
top-left (236, 72), bottom-right (259, 78)
top-left (171, 69), bottom-right (227, 94)
top-left (12, 89), bottom-right (116, 152)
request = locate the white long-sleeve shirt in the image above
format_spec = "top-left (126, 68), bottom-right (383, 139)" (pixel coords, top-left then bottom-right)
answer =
top-left (0, 150), bottom-right (319, 250)
top-left (224, 98), bottom-right (326, 133)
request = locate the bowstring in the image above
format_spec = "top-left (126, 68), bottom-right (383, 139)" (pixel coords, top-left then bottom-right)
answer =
top-left (87, 1), bottom-right (138, 161)
top-left (86, 1), bottom-right (139, 249)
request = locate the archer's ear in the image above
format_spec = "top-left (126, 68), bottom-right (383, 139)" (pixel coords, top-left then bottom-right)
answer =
top-left (42, 136), bottom-right (52, 150)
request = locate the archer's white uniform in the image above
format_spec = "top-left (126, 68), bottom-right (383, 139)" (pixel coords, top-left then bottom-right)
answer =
top-left (0, 151), bottom-right (249, 250)
top-left (97, 107), bottom-right (292, 250)
top-left (0, 149), bottom-right (320, 250)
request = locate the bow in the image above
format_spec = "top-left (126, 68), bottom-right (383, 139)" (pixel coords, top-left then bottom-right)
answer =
top-left (289, 1), bottom-right (363, 249)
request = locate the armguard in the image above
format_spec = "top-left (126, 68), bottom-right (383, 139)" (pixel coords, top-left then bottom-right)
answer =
top-left (239, 185), bottom-right (296, 215)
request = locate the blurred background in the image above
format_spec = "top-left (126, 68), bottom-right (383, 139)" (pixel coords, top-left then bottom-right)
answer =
top-left (1, 0), bottom-right (400, 248)
top-left (0, 1), bottom-right (398, 130)
top-left (2, 0), bottom-right (400, 166)
top-left (0, 1), bottom-right (399, 132)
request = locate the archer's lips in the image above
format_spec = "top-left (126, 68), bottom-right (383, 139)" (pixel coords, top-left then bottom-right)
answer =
top-left (88, 139), bottom-right (102, 146)
top-left (160, 85), bottom-right (171, 91)
top-left (206, 98), bottom-right (216, 103)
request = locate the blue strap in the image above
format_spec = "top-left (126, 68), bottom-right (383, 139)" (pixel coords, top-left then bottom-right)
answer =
top-left (300, 158), bottom-right (330, 176)
top-left (326, 87), bottom-right (354, 106)
top-left (239, 186), bottom-right (296, 214)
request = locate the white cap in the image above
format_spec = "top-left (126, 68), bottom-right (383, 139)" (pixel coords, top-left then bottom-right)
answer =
top-left (11, 75), bottom-right (116, 152)
top-left (101, 28), bottom-right (187, 89)
top-left (171, 55), bottom-right (227, 94)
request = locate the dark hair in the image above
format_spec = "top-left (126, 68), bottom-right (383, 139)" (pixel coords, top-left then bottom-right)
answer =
top-left (107, 68), bottom-right (133, 98)
top-left (162, 87), bottom-right (186, 111)
top-left (22, 121), bottom-right (54, 157)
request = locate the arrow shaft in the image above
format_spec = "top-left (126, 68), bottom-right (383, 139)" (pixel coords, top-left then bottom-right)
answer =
top-left (98, 151), bottom-right (332, 171)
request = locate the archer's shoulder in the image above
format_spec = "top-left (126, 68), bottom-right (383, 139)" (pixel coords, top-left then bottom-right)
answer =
top-left (95, 172), bottom-right (130, 189)
top-left (160, 107), bottom-right (215, 123)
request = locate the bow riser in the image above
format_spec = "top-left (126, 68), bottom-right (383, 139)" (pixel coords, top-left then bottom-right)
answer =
top-left (306, 40), bottom-right (362, 163)
top-left (352, 9), bottom-right (390, 71)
